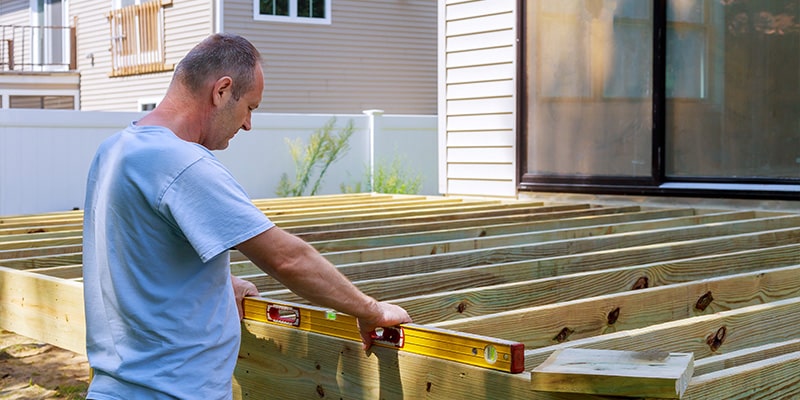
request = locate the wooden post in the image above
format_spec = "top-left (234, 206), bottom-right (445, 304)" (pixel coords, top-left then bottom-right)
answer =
top-left (6, 39), bottom-right (14, 70)
top-left (69, 16), bottom-right (77, 70)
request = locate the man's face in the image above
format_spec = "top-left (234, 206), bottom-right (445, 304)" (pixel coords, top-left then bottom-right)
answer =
top-left (208, 66), bottom-right (264, 151)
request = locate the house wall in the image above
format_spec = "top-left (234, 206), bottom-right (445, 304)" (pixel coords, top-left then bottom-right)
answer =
top-left (439, 0), bottom-right (518, 198)
top-left (1, 1), bottom-right (80, 108)
top-left (0, 0), bottom-right (29, 26)
top-left (4, 0), bottom-right (435, 114)
top-left (221, 0), bottom-right (437, 115)
top-left (0, 109), bottom-right (438, 216)
top-left (71, 0), bottom-right (212, 111)
top-left (0, 0), bottom-right (31, 67)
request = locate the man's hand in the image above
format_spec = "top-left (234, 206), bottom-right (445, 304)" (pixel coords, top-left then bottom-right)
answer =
top-left (356, 302), bottom-right (413, 351)
top-left (231, 274), bottom-right (260, 320)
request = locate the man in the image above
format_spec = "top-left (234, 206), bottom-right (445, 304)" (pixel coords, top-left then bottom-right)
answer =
top-left (82, 33), bottom-right (412, 399)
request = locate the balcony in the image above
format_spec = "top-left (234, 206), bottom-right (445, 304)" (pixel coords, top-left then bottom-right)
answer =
top-left (0, 19), bottom-right (77, 72)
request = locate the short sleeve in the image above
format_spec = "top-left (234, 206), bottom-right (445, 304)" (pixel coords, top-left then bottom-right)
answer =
top-left (158, 157), bottom-right (274, 262)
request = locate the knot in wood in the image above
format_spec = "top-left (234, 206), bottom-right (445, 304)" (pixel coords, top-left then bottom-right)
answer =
top-left (706, 326), bottom-right (727, 352)
top-left (315, 385), bottom-right (325, 397)
top-left (695, 291), bottom-right (714, 311)
top-left (607, 307), bottom-right (621, 325)
top-left (631, 276), bottom-right (649, 290)
top-left (553, 327), bottom-right (574, 343)
top-left (456, 301), bottom-right (468, 313)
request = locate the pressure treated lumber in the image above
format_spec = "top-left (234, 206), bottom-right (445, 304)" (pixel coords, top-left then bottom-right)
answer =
top-left (0, 222), bottom-right (83, 236)
top-left (0, 253), bottom-right (83, 270)
top-left (302, 204), bottom-right (657, 248)
top-left (0, 243), bottom-right (82, 260)
top-left (693, 339), bottom-right (800, 376)
top-left (313, 210), bottom-right (751, 264)
top-left (530, 348), bottom-right (694, 398)
top-left (524, 296), bottom-right (800, 367)
top-left (234, 315), bottom-right (800, 400)
top-left (265, 243), bottom-right (800, 319)
top-left (0, 266), bottom-right (85, 354)
top-left (0, 230), bottom-right (81, 243)
top-left (430, 264), bottom-right (800, 347)
top-left (270, 200), bottom-right (543, 227)
top-left (234, 319), bottom-right (535, 400)
top-left (305, 215), bottom-right (800, 279)
top-left (2, 194), bottom-right (800, 400)
top-left (247, 224), bottom-right (800, 295)
top-left (258, 197), bottom-right (476, 218)
top-left (683, 351), bottom-right (800, 399)
top-left (283, 201), bottom-right (552, 233)
top-left (13, 264), bottom-right (83, 280)
top-left (0, 235), bottom-right (82, 251)
top-left (0, 211), bottom-right (83, 227)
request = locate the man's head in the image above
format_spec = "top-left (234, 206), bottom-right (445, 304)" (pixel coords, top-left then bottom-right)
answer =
top-left (167, 33), bottom-right (265, 150)
top-left (174, 33), bottom-right (262, 101)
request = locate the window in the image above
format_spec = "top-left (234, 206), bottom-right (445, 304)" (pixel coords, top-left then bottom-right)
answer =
top-left (33, 0), bottom-right (70, 70)
top-left (254, 0), bottom-right (331, 24)
top-left (107, 0), bottom-right (174, 77)
top-left (520, 0), bottom-right (800, 198)
top-left (137, 97), bottom-right (161, 111)
top-left (8, 95), bottom-right (76, 110)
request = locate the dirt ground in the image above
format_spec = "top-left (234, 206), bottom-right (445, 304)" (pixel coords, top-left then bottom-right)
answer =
top-left (0, 330), bottom-right (89, 400)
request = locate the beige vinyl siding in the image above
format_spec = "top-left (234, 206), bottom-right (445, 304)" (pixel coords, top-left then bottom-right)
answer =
top-left (73, 0), bottom-right (212, 111)
top-left (440, 0), bottom-right (517, 198)
top-left (222, 0), bottom-right (436, 114)
top-left (0, 0), bottom-right (31, 26)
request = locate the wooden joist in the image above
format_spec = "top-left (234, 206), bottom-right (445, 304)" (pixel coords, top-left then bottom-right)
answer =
top-left (1, 193), bottom-right (799, 399)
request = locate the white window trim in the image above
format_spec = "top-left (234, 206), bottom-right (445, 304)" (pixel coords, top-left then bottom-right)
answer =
top-left (252, 0), bottom-right (332, 25)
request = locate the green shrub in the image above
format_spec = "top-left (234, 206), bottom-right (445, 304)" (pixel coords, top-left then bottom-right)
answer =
top-left (276, 117), bottom-right (354, 197)
top-left (341, 155), bottom-right (423, 195)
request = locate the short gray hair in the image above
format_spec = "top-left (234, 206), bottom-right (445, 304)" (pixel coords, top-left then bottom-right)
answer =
top-left (174, 33), bottom-right (262, 100)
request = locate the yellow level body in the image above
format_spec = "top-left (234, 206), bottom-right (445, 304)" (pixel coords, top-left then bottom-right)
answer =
top-left (243, 297), bottom-right (525, 373)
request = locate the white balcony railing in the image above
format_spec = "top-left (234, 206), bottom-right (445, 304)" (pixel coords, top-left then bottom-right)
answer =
top-left (0, 20), bottom-right (76, 72)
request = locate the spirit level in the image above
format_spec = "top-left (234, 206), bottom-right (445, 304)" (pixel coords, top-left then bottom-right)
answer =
top-left (243, 297), bottom-right (525, 373)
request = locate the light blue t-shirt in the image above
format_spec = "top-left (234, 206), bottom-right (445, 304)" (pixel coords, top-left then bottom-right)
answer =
top-left (82, 123), bottom-right (274, 400)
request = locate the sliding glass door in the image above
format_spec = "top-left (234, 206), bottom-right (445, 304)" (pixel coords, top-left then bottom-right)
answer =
top-left (521, 0), bottom-right (800, 196)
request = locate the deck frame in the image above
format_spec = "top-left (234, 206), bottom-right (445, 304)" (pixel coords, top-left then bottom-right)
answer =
top-left (1, 193), bottom-right (799, 399)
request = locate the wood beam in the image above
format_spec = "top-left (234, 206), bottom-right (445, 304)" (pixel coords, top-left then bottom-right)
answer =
top-left (431, 264), bottom-right (800, 347)
top-left (318, 211), bottom-right (757, 264)
top-left (0, 266), bottom-right (85, 354)
top-left (282, 201), bottom-right (549, 233)
top-left (296, 204), bottom-right (624, 242)
top-left (683, 352), bottom-right (800, 399)
top-left (523, 296), bottom-right (800, 367)
top-left (249, 227), bottom-right (800, 295)
top-left (693, 339), bottom-right (800, 376)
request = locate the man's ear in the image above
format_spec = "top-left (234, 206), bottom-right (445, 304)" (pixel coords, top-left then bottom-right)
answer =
top-left (212, 76), bottom-right (234, 106)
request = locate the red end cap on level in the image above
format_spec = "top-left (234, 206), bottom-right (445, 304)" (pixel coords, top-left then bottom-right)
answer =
top-left (510, 343), bottom-right (525, 374)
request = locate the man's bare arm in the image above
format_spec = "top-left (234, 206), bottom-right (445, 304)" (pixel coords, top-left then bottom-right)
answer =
top-left (236, 226), bottom-right (412, 348)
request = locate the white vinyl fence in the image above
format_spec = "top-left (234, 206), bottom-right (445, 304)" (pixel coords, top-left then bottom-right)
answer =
top-left (0, 109), bottom-right (438, 216)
